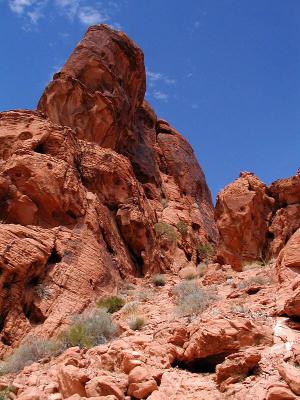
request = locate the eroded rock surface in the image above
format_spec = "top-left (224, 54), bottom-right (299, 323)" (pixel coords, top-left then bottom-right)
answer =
top-left (215, 170), bottom-right (300, 270)
top-left (0, 25), bottom-right (216, 352)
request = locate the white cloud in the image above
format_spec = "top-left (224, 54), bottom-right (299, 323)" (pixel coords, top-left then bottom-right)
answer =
top-left (55, 0), bottom-right (79, 20)
top-left (78, 6), bottom-right (108, 25)
top-left (9, 0), bottom-right (37, 14)
top-left (147, 70), bottom-right (176, 86)
top-left (152, 90), bottom-right (169, 102)
top-left (27, 7), bottom-right (43, 23)
top-left (7, 0), bottom-right (121, 28)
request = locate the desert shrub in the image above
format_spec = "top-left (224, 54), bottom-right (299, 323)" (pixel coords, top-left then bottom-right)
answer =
top-left (135, 289), bottom-right (154, 302)
top-left (173, 281), bottom-right (216, 317)
top-left (154, 222), bottom-right (177, 242)
top-left (197, 262), bottom-right (207, 277)
top-left (35, 284), bottom-right (51, 300)
top-left (176, 221), bottom-right (188, 236)
top-left (237, 275), bottom-right (272, 290)
top-left (59, 309), bottom-right (117, 349)
top-left (181, 267), bottom-right (198, 280)
top-left (97, 296), bottom-right (125, 314)
top-left (197, 242), bottom-right (215, 260)
top-left (0, 339), bottom-right (58, 375)
top-left (129, 316), bottom-right (145, 331)
top-left (152, 274), bottom-right (166, 287)
top-left (0, 386), bottom-right (17, 400)
top-left (121, 301), bottom-right (140, 316)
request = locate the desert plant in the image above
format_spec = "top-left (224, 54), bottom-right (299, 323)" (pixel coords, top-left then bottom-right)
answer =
top-left (0, 386), bottom-right (17, 400)
top-left (173, 281), bottom-right (216, 317)
top-left (180, 267), bottom-right (198, 280)
top-left (135, 289), bottom-right (154, 302)
top-left (176, 221), bottom-right (188, 236)
top-left (154, 222), bottom-right (177, 243)
top-left (0, 338), bottom-right (58, 375)
top-left (35, 284), bottom-right (52, 300)
top-left (152, 274), bottom-right (166, 287)
top-left (121, 301), bottom-right (140, 316)
top-left (59, 309), bottom-right (117, 349)
top-left (197, 262), bottom-right (207, 277)
top-left (237, 275), bottom-right (272, 290)
top-left (197, 242), bottom-right (215, 260)
top-left (97, 295), bottom-right (125, 314)
top-left (128, 316), bottom-right (145, 331)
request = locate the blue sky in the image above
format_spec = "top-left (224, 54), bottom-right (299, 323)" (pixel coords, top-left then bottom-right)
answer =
top-left (0, 0), bottom-right (300, 200)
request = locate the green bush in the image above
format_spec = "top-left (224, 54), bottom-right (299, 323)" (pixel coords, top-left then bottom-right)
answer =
top-left (154, 222), bottom-right (177, 242)
top-left (0, 386), bottom-right (17, 400)
top-left (152, 274), bottom-right (166, 287)
top-left (197, 242), bottom-right (215, 260)
top-left (0, 339), bottom-right (58, 375)
top-left (129, 316), bottom-right (145, 331)
top-left (97, 296), bottom-right (125, 314)
top-left (176, 221), bottom-right (188, 236)
top-left (59, 309), bottom-right (117, 349)
top-left (173, 281), bottom-right (216, 317)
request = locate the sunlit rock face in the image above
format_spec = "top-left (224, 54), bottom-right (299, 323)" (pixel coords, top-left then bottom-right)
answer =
top-left (215, 170), bottom-right (300, 271)
top-left (0, 24), bottom-right (216, 353)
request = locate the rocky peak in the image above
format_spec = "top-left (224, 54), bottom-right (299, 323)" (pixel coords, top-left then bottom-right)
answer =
top-left (0, 25), bottom-right (216, 354)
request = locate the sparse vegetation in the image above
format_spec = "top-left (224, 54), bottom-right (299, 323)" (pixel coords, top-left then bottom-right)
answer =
top-left (128, 316), bottom-right (145, 331)
top-left (35, 284), bottom-right (52, 300)
top-left (181, 267), bottom-right (198, 280)
top-left (154, 222), bottom-right (177, 243)
top-left (59, 309), bottom-right (117, 349)
top-left (0, 338), bottom-right (59, 375)
top-left (197, 262), bottom-right (207, 277)
top-left (173, 280), bottom-right (216, 317)
top-left (0, 386), bottom-right (17, 400)
top-left (152, 274), bottom-right (166, 287)
top-left (0, 308), bottom-right (117, 375)
top-left (135, 289), bottom-right (154, 302)
top-left (237, 275), bottom-right (272, 290)
top-left (121, 301), bottom-right (140, 316)
top-left (97, 295), bottom-right (125, 314)
top-left (176, 221), bottom-right (188, 236)
top-left (197, 242), bottom-right (215, 260)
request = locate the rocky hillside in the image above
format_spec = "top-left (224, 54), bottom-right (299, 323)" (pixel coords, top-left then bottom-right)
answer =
top-left (0, 24), bottom-right (299, 400)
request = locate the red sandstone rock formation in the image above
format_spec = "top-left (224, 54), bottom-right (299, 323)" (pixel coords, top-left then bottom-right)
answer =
top-left (2, 22), bottom-right (300, 400)
top-left (215, 170), bottom-right (300, 270)
top-left (0, 25), bottom-right (217, 353)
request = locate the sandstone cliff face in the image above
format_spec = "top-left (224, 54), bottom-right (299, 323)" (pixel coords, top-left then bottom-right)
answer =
top-left (0, 25), bottom-right (216, 353)
top-left (215, 170), bottom-right (300, 270)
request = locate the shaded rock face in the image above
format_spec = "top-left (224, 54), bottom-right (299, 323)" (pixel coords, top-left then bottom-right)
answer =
top-left (0, 25), bottom-right (216, 352)
top-left (215, 170), bottom-right (300, 270)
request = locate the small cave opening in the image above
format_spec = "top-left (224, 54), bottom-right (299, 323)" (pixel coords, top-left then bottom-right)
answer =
top-left (246, 287), bottom-right (261, 295)
top-left (172, 353), bottom-right (230, 374)
top-left (23, 303), bottom-right (46, 325)
top-left (47, 247), bottom-right (62, 266)
top-left (34, 143), bottom-right (46, 154)
top-left (267, 231), bottom-right (275, 240)
top-left (285, 316), bottom-right (300, 331)
top-left (185, 252), bottom-right (192, 262)
top-left (132, 253), bottom-right (144, 278)
top-left (66, 209), bottom-right (77, 220)
top-left (1, 332), bottom-right (11, 346)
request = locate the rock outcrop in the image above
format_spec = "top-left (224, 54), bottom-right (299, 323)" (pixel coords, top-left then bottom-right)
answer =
top-left (215, 170), bottom-right (300, 270)
top-left (0, 25), bottom-right (216, 352)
